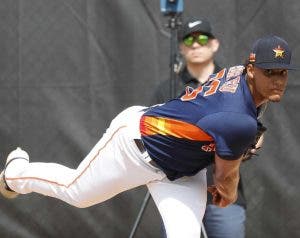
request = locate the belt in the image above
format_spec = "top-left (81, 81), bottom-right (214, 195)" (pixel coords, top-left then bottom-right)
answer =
top-left (134, 139), bottom-right (160, 169)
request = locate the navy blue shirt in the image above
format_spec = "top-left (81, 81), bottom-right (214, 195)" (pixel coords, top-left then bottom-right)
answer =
top-left (141, 66), bottom-right (258, 180)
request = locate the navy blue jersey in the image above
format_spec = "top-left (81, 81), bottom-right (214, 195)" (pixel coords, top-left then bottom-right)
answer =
top-left (140, 66), bottom-right (258, 180)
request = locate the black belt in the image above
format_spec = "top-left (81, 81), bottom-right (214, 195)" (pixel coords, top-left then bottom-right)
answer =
top-left (134, 139), bottom-right (160, 169)
top-left (134, 139), bottom-right (147, 153)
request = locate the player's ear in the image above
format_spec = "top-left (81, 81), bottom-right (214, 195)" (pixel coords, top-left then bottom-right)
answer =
top-left (246, 64), bottom-right (255, 79)
top-left (210, 38), bottom-right (220, 53)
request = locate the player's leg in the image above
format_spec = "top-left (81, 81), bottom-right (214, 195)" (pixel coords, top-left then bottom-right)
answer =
top-left (147, 169), bottom-right (207, 238)
top-left (203, 204), bottom-right (246, 238)
top-left (2, 106), bottom-right (165, 207)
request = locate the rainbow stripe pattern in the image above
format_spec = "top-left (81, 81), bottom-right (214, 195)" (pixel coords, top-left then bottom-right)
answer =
top-left (140, 115), bottom-right (213, 141)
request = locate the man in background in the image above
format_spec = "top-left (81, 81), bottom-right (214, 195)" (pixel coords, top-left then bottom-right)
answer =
top-left (152, 17), bottom-right (247, 238)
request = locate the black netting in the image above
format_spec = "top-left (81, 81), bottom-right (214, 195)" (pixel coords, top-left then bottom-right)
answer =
top-left (0, 1), bottom-right (299, 237)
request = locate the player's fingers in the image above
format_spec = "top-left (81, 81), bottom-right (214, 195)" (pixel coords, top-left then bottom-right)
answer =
top-left (209, 188), bottom-right (222, 205)
top-left (218, 192), bottom-right (238, 207)
top-left (219, 198), bottom-right (230, 208)
top-left (208, 186), bottom-right (227, 207)
top-left (207, 185), bottom-right (217, 194)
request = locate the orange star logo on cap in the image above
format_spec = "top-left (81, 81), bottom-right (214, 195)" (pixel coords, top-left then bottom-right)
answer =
top-left (273, 45), bottom-right (285, 58)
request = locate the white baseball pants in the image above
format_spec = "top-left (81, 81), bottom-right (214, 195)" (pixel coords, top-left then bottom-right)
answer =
top-left (5, 106), bottom-right (207, 238)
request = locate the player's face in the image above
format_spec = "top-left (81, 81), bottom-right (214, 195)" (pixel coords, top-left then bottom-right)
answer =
top-left (180, 33), bottom-right (219, 64)
top-left (249, 65), bottom-right (288, 104)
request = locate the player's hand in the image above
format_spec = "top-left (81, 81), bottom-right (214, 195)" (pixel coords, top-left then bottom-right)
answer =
top-left (207, 185), bottom-right (237, 208)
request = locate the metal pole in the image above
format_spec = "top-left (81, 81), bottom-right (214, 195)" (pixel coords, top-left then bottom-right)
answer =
top-left (169, 16), bottom-right (178, 99)
top-left (201, 222), bottom-right (208, 238)
top-left (128, 191), bottom-right (151, 238)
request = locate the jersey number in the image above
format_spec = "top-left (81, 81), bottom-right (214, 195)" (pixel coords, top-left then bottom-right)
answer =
top-left (181, 69), bottom-right (225, 101)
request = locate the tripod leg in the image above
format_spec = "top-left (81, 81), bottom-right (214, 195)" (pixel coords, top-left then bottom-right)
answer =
top-left (201, 222), bottom-right (208, 238)
top-left (128, 191), bottom-right (151, 238)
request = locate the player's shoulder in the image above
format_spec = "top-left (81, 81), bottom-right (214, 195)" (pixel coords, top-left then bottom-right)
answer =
top-left (204, 65), bottom-right (246, 96)
top-left (206, 65), bottom-right (246, 86)
top-left (206, 65), bottom-right (245, 83)
top-left (198, 111), bottom-right (257, 132)
top-left (198, 112), bottom-right (257, 156)
top-left (225, 65), bottom-right (245, 80)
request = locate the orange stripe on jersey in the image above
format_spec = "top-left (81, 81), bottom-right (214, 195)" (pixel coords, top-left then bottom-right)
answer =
top-left (140, 116), bottom-right (213, 141)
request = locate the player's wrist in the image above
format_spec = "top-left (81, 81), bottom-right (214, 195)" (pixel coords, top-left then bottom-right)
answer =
top-left (213, 173), bottom-right (239, 203)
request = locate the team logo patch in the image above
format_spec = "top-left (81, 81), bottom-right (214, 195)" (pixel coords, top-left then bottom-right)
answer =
top-left (273, 45), bottom-right (285, 58)
top-left (201, 143), bottom-right (215, 152)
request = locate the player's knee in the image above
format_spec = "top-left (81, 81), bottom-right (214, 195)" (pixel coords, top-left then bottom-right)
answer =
top-left (64, 193), bottom-right (94, 208)
top-left (70, 199), bottom-right (91, 208)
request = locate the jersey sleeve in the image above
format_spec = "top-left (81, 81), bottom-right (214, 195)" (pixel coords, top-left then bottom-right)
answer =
top-left (197, 112), bottom-right (257, 159)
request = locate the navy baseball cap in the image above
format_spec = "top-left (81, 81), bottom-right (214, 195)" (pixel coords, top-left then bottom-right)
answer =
top-left (179, 17), bottom-right (215, 40)
top-left (248, 35), bottom-right (295, 70)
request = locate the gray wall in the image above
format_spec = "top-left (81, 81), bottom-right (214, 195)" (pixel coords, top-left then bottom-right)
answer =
top-left (0, 0), bottom-right (299, 237)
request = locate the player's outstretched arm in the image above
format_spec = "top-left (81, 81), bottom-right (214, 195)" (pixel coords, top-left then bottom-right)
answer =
top-left (207, 154), bottom-right (243, 207)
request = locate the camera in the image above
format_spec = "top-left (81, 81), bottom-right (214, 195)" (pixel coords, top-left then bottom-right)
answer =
top-left (160, 0), bottom-right (183, 15)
